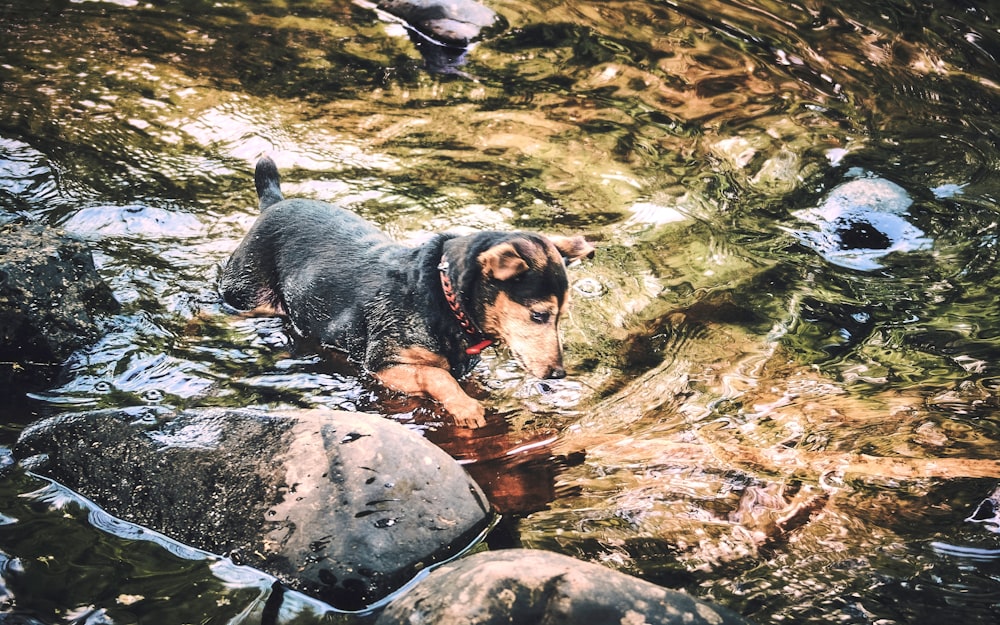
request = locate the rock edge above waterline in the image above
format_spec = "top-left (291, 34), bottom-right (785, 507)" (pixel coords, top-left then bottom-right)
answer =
top-left (0, 219), bottom-right (119, 394)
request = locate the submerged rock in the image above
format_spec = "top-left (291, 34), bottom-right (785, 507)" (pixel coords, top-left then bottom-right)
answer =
top-left (787, 176), bottom-right (933, 271)
top-left (61, 204), bottom-right (204, 239)
top-left (14, 407), bottom-right (493, 610)
top-left (0, 219), bottom-right (119, 393)
top-left (376, 548), bottom-right (755, 625)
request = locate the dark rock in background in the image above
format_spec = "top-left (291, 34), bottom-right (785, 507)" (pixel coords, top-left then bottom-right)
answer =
top-left (0, 219), bottom-right (119, 394)
top-left (369, 0), bottom-right (508, 73)
top-left (14, 407), bottom-right (494, 610)
top-left (375, 0), bottom-right (506, 47)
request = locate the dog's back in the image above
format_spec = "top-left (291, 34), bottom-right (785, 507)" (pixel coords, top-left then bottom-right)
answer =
top-left (221, 157), bottom-right (400, 341)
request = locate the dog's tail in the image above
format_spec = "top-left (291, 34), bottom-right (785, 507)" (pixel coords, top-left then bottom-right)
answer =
top-left (254, 156), bottom-right (284, 210)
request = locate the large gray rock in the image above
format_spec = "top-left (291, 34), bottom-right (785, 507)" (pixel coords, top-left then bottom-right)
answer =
top-left (0, 219), bottom-right (119, 392)
top-left (377, 548), bottom-right (755, 625)
top-left (14, 407), bottom-right (493, 610)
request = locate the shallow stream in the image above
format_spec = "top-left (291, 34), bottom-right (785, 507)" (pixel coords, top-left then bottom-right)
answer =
top-left (2, 0), bottom-right (1000, 623)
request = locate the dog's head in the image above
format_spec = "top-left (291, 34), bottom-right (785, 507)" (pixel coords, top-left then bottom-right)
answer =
top-left (452, 232), bottom-right (594, 379)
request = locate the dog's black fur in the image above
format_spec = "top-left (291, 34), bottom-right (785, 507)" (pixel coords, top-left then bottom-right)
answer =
top-left (221, 157), bottom-right (593, 427)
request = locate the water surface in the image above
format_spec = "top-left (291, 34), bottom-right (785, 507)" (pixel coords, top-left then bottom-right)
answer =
top-left (2, 0), bottom-right (999, 623)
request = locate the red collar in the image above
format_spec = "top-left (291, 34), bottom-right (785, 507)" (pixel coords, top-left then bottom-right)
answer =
top-left (438, 256), bottom-right (494, 355)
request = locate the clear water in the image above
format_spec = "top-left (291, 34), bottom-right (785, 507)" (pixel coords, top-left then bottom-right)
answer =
top-left (2, 0), bottom-right (999, 623)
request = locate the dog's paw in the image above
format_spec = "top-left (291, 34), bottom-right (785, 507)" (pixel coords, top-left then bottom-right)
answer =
top-left (448, 397), bottom-right (487, 429)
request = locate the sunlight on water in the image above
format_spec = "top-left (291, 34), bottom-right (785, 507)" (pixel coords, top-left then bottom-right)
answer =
top-left (62, 204), bottom-right (205, 239)
top-left (2, 0), bottom-right (1000, 623)
top-left (173, 98), bottom-right (402, 173)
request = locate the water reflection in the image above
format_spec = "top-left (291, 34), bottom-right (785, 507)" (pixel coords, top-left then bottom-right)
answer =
top-left (0, 467), bottom-right (336, 624)
top-left (2, 0), bottom-right (1000, 623)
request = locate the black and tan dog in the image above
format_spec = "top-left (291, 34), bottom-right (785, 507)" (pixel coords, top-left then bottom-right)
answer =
top-left (221, 157), bottom-right (593, 427)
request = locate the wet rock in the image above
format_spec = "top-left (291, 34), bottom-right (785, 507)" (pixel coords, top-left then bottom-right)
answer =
top-left (374, 0), bottom-right (506, 47)
top-left (14, 407), bottom-right (493, 610)
top-left (750, 148), bottom-right (801, 194)
top-left (787, 175), bottom-right (933, 271)
top-left (368, 0), bottom-right (508, 73)
top-left (376, 548), bottom-right (755, 625)
top-left (0, 219), bottom-right (119, 394)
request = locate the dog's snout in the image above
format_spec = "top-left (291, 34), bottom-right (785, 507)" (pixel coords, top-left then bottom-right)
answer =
top-left (546, 366), bottom-right (566, 380)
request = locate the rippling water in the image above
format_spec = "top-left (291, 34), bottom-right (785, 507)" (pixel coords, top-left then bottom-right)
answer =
top-left (2, 0), bottom-right (999, 623)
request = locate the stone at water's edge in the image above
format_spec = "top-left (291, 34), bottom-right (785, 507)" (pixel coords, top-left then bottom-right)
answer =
top-left (376, 548), bottom-right (756, 625)
top-left (375, 0), bottom-right (507, 47)
top-left (14, 408), bottom-right (493, 611)
top-left (0, 219), bottom-right (119, 393)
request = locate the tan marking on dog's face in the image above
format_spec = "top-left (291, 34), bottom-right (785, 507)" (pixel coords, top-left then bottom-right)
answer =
top-left (481, 292), bottom-right (565, 379)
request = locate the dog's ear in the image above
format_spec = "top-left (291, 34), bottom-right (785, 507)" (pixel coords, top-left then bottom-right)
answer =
top-left (548, 235), bottom-right (595, 263)
top-left (479, 242), bottom-right (530, 281)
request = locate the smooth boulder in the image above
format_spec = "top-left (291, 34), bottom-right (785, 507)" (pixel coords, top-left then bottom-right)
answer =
top-left (0, 219), bottom-right (119, 392)
top-left (376, 548), bottom-right (756, 624)
top-left (14, 407), bottom-right (493, 610)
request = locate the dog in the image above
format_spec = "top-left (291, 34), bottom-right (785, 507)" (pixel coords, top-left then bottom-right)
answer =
top-left (220, 156), bottom-right (594, 427)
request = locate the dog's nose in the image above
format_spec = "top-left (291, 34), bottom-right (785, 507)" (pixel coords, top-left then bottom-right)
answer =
top-left (546, 367), bottom-right (566, 379)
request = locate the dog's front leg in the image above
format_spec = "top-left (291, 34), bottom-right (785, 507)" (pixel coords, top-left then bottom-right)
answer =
top-left (375, 358), bottom-right (486, 429)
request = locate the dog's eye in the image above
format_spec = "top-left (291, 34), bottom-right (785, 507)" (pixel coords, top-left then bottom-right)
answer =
top-left (530, 311), bottom-right (551, 324)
